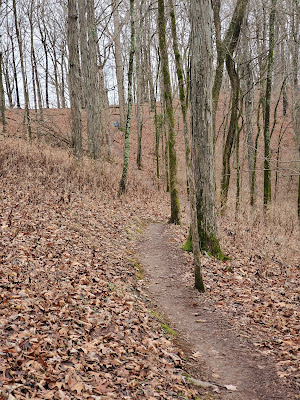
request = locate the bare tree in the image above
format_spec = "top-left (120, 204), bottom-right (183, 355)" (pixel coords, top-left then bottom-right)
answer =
top-left (190, 0), bottom-right (225, 260)
top-left (119, 0), bottom-right (135, 194)
top-left (12, 0), bottom-right (32, 139)
top-left (157, 0), bottom-right (180, 224)
top-left (67, 0), bottom-right (82, 160)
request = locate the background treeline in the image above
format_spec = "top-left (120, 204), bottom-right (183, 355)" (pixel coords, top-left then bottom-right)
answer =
top-left (0, 0), bottom-right (299, 218)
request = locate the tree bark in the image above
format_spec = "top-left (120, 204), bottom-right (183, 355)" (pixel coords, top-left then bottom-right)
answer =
top-left (157, 0), bottom-right (180, 224)
top-left (240, 25), bottom-right (255, 205)
top-left (263, 0), bottom-right (277, 207)
top-left (86, 0), bottom-right (102, 160)
top-left (12, 0), bottom-right (32, 139)
top-left (170, 0), bottom-right (204, 290)
top-left (136, 0), bottom-right (145, 169)
top-left (212, 0), bottom-right (249, 134)
top-left (190, 0), bottom-right (225, 259)
top-left (119, 0), bottom-right (135, 194)
top-left (220, 54), bottom-right (240, 211)
top-left (0, 52), bottom-right (7, 134)
top-left (67, 0), bottom-right (83, 160)
top-left (112, 0), bottom-right (126, 130)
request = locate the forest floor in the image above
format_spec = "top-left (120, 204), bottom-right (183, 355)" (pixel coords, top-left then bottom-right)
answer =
top-left (138, 223), bottom-right (298, 400)
top-left (0, 107), bottom-right (299, 399)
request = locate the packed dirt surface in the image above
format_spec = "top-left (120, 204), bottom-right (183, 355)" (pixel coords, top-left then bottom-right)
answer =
top-left (138, 223), bottom-right (297, 400)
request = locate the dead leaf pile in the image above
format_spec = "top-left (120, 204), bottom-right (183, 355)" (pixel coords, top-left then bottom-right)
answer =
top-left (174, 219), bottom-right (299, 391)
top-left (0, 138), bottom-right (198, 400)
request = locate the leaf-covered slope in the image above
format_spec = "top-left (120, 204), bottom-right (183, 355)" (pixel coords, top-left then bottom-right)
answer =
top-left (0, 138), bottom-right (198, 400)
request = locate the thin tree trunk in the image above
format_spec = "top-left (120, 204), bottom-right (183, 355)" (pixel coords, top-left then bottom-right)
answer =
top-left (240, 24), bottom-right (255, 205)
top-left (98, 58), bottom-right (112, 159)
top-left (60, 47), bottom-right (66, 108)
top-left (0, 52), bottom-right (7, 134)
top-left (29, 3), bottom-right (43, 121)
top-left (170, 0), bottom-right (204, 290)
top-left (53, 46), bottom-right (61, 109)
top-left (67, 0), bottom-right (83, 160)
top-left (78, 0), bottom-right (88, 110)
top-left (220, 53), bottom-right (240, 212)
top-left (112, 0), bottom-right (125, 130)
top-left (157, 0), bottom-right (180, 224)
top-left (3, 57), bottom-right (13, 108)
top-left (10, 35), bottom-right (21, 109)
top-left (136, 0), bottom-right (145, 169)
top-left (263, 0), bottom-right (277, 207)
top-left (119, 0), bottom-right (135, 194)
top-left (290, 0), bottom-right (300, 220)
top-left (212, 0), bottom-right (249, 134)
top-left (12, 0), bottom-right (31, 139)
top-left (39, 23), bottom-right (50, 109)
top-left (86, 0), bottom-right (102, 160)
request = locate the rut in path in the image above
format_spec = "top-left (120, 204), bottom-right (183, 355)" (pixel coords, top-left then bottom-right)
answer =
top-left (137, 223), bottom-right (294, 400)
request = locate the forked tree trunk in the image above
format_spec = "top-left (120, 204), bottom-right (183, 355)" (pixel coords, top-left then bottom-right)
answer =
top-left (212, 0), bottom-right (249, 134)
top-left (157, 0), bottom-right (180, 224)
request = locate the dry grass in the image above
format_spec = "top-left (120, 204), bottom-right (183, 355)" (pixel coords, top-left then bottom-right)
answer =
top-left (1, 103), bottom-right (299, 395)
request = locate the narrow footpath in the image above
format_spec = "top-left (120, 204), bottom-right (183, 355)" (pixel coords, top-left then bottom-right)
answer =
top-left (138, 223), bottom-right (295, 400)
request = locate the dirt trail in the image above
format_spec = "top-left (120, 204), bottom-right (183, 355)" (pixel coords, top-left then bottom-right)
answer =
top-left (137, 223), bottom-right (294, 400)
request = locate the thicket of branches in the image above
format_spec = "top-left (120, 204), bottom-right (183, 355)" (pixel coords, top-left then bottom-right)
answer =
top-left (0, 0), bottom-right (299, 218)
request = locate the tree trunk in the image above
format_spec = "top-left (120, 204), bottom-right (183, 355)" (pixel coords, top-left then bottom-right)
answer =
top-left (86, 0), bottom-right (102, 160)
top-left (78, 0), bottom-right (88, 110)
top-left (0, 52), bottom-right (7, 134)
top-left (212, 0), bottom-right (249, 134)
top-left (170, 0), bottom-right (204, 290)
top-left (157, 0), bottom-right (180, 224)
top-left (263, 0), bottom-right (277, 207)
top-left (3, 56), bottom-right (13, 108)
top-left (60, 47), bottom-right (66, 109)
top-left (290, 0), bottom-right (300, 220)
top-left (39, 22), bottom-right (50, 109)
top-left (29, 3), bottom-right (43, 121)
top-left (190, 0), bottom-right (225, 260)
top-left (10, 34), bottom-right (21, 109)
top-left (119, 0), bottom-right (135, 194)
top-left (136, 0), bottom-right (145, 169)
top-left (220, 54), bottom-right (240, 211)
top-left (67, 0), bottom-right (83, 160)
top-left (240, 23), bottom-right (255, 205)
top-left (112, 0), bottom-right (126, 130)
top-left (12, 0), bottom-right (32, 139)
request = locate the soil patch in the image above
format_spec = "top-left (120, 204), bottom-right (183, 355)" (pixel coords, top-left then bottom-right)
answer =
top-left (137, 223), bottom-right (296, 400)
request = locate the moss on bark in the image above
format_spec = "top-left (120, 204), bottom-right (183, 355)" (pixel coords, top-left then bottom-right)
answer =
top-left (183, 227), bottom-right (229, 261)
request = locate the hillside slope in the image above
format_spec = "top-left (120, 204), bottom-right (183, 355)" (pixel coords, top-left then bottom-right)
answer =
top-left (0, 138), bottom-right (201, 399)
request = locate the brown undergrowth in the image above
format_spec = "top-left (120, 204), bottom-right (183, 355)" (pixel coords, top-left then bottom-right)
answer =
top-left (0, 137), bottom-right (199, 399)
top-left (1, 104), bottom-right (299, 397)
